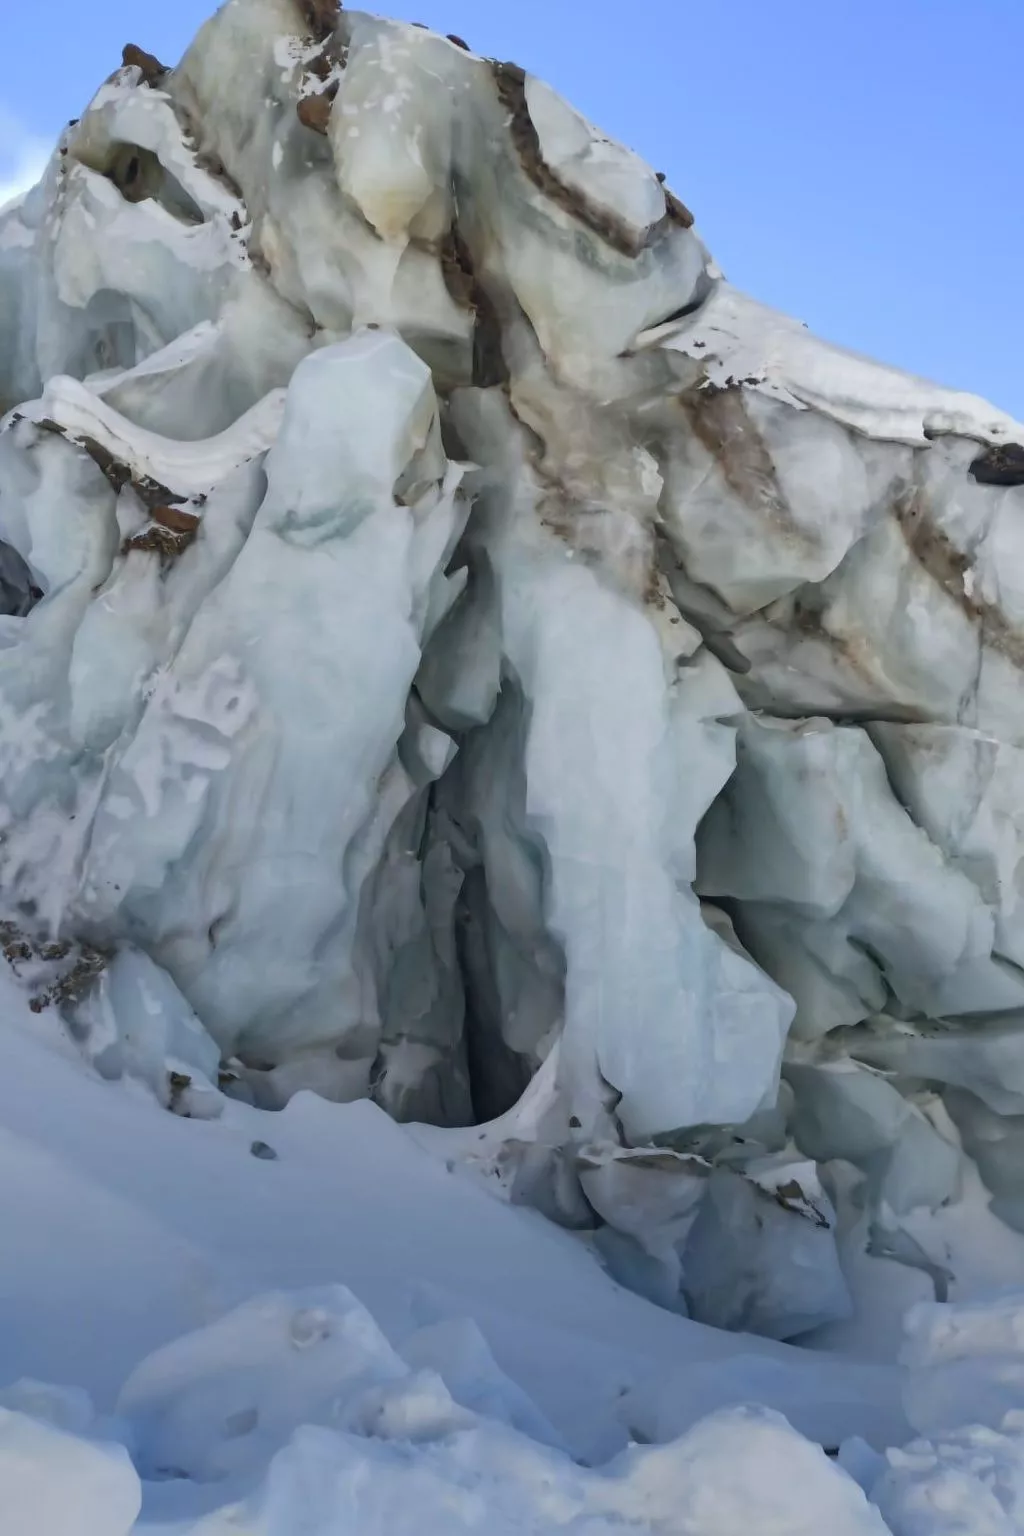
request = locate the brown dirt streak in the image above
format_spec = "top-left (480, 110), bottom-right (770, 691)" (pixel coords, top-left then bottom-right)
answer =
top-left (679, 385), bottom-right (815, 552)
top-left (491, 61), bottom-right (691, 259)
top-left (894, 486), bottom-right (1024, 670)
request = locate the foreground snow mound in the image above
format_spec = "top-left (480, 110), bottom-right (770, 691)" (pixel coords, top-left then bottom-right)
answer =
top-left (863, 1293), bottom-right (1024, 1534)
top-left (874, 1419), bottom-right (1024, 1536)
top-left (20, 1282), bottom-right (1024, 1535)
top-left (112, 1285), bottom-right (888, 1534)
top-left (0, 1409), bottom-right (139, 1536)
top-left (3, 0), bottom-right (1024, 1424)
top-left (4, 1281), bottom-right (890, 1536)
top-left (2, 1407), bottom-right (892, 1536)
top-left (901, 1293), bottom-right (1024, 1441)
top-left (215, 1405), bottom-right (889, 1536)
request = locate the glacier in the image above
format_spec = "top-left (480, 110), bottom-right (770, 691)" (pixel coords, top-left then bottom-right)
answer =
top-left (4, 1), bottom-right (1024, 1530)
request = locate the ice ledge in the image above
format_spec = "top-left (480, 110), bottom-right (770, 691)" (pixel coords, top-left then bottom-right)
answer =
top-left (636, 282), bottom-right (1024, 449)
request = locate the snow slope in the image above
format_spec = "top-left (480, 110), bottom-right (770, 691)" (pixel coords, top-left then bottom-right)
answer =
top-left (0, 975), bottom-right (906, 1532)
top-left (3, 982), bottom-right (1024, 1533)
top-left (0, 973), bottom-right (904, 1462)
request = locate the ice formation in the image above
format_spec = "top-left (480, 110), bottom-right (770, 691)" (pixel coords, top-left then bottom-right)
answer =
top-left (6, 0), bottom-right (1024, 1487)
top-left (1, 1283), bottom-right (895, 1536)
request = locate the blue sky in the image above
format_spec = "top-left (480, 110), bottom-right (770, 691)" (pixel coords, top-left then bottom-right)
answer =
top-left (2, 0), bottom-right (1020, 417)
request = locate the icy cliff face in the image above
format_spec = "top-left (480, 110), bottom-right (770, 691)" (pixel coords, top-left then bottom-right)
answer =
top-left (3, 0), bottom-right (1024, 1341)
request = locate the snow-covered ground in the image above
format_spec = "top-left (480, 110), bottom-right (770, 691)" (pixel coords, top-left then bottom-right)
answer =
top-left (3, 968), bottom-right (1024, 1534)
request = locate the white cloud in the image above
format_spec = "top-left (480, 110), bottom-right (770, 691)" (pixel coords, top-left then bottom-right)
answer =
top-left (0, 108), bottom-right (51, 213)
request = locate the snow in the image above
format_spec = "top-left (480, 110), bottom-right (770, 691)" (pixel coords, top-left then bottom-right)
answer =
top-left (0, 982), bottom-right (912, 1531)
top-left (15, 374), bottom-right (286, 504)
top-left (0, 976), bottom-right (904, 1454)
top-left (155, 1404), bottom-right (889, 1536)
top-left (900, 1294), bottom-right (1024, 1440)
top-left (866, 1295), bottom-right (1024, 1534)
top-left (2, 953), bottom-right (1019, 1535)
top-left (0, 1409), bottom-right (140, 1536)
top-left (637, 282), bottom-right (1024, 449)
